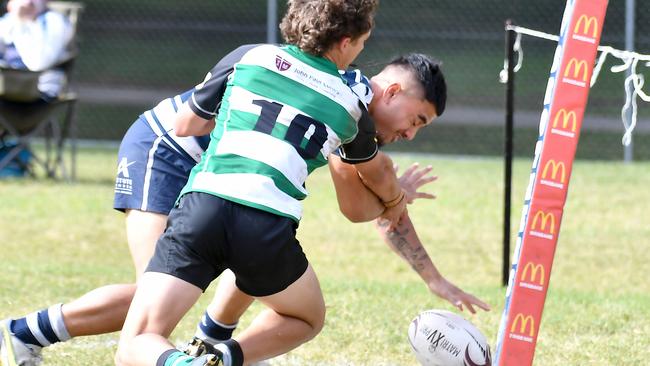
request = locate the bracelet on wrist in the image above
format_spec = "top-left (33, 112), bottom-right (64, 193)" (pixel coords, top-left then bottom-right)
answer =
top-left (383, 190), bottom-right (405, 208)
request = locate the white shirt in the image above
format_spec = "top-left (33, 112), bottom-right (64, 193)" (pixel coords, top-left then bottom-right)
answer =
top-left (0, 10), bottom-right (73, 98)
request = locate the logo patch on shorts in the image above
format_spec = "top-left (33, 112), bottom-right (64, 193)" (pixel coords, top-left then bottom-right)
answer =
top-left (115, 157), bottom-right (135, 195)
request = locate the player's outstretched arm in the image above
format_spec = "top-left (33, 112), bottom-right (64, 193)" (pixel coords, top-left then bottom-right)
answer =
top-left (375, 216), bottom-right (491, 314)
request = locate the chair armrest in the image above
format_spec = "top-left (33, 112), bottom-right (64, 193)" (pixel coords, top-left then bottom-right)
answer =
top-left (0, 67), bottom-right (42, 102)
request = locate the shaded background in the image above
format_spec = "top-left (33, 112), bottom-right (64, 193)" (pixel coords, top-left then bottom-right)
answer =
top-left (43, 0), bottom-right (650, 159)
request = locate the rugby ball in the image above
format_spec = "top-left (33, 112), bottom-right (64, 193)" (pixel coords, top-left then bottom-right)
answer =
top-left (407, 309), bottom-right (491, 366)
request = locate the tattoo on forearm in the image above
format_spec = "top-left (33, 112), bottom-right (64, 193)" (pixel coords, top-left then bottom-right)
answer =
top-left (380, 222), bottom-right (429, 273)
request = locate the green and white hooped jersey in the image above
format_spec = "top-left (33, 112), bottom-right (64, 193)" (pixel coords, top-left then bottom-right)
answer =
top-left (182, 44), bottom-right (372, 221)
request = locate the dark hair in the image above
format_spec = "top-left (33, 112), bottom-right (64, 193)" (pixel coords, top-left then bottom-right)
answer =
top-left (280, 0), bottom-right (379, 57)
top-left (388, 53), bottom-right (447, 117)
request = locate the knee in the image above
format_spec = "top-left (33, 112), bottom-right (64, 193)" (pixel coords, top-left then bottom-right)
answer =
top-left (115, 284), bottom-right (138, 308)
top-left (115, 333), bottom-right (135, 366)
top-left (305, 305), bottom-right (326, 340)
top-left (114, 348), bottom-right (127, 366)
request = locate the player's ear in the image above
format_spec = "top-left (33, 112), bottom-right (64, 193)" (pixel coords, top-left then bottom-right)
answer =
top-left (383, 83), bottom-right (402, 102)
top-left (337, 36), bottom-right (352, 52)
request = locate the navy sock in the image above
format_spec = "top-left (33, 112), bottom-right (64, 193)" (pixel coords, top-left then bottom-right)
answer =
top-left (9, 304), bottom-right (71, 347)
top-left (196, 311), bottom-right (237, 342)
top-left (9, 318), bottom-right (40, 346)
top-left (215, 339), bottom-right (244, 366)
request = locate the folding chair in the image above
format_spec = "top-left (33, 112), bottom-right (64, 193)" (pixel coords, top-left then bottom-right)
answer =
top-left (0, 1), bottom-right (83, 180)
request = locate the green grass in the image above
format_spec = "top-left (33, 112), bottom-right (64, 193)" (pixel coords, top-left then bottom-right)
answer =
top-left (1, 148), bottom-right (649, 365)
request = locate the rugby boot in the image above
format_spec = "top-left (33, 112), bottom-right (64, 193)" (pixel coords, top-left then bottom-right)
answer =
top-left (0, 319), bottom-right (42, 366)
top-left (182, 336), bottom-right (217, 357)
top-left (189, 353), bottom-right (222, 366)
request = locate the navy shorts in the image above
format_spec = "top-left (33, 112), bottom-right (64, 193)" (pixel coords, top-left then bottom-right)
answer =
top-left (146, 192), bottom-right (309, 297)
top-left (113, 118), bottom-right (196, 215)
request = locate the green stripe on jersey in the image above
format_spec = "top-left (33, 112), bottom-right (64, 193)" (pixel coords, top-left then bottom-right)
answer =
top-left (202, 153), bottom-right (307, 200)
top-left (232, 65), bottom-right (358, 141)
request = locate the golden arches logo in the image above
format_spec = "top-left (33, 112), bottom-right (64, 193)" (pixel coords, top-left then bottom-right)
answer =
top-left (553, 109), bottom-right (577, 132)
top-left (574, 15), bottom-right (598, 38)
top-left (531, 210), bottom-right (556, 234)
top-left (541, 160), bottom-right (566, 183)
top-left (564, 59), bottom-right (589, 82)
top-left (511, 314), bottom-right (536, 337)
top-left (521, 262), bottom-right (546, 286)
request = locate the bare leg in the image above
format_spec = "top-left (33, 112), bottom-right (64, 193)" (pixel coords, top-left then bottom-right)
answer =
top-left (207, 270), bottom-right (254, 325)
top-left (115, 272), bottom-right (203, 366)
top-left (61, 210), bottom-right (167, 337)
top-left (124, 210), bottom-right (167, 278)
top-left (235, 264), bottom-right (326, 364)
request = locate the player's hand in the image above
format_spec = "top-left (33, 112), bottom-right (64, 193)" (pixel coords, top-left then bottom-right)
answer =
top-left (427, 276), bottom-right (491, 314)
top-left (395, 163), bottom-right (437, 204)
top-left (379, 196), bottom-right (408, 231)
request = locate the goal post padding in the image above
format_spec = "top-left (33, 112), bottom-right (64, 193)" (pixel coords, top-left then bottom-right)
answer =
top-left (495, 0), bottom-right (609, 365)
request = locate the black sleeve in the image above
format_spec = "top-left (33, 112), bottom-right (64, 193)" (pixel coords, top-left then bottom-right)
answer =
top-left (338, 101), bottom-right (379, 164)
top-left (189, 44), bottom-right (261, 119)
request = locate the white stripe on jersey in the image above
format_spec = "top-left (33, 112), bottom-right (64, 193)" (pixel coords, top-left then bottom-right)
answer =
top-left (226, 86), bottom-right (342, 160)
top-left (238, 45), bottom-right (362, 122)
top-left (143, 99), bottom-right (205, 163)
top-left (215, 130), bottom-right (308, 196)
top-left (192, 172), bottom-right (303, 220)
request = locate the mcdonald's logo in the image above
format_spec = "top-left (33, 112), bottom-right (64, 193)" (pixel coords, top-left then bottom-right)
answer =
top-left (573, 15), bottom-right (598, 43)
top-left (551, 109), bottom-right (577, 138)
top-left (562, 58), bottom-right (589, 87)
top-left (520, 262), bottom-right (545, 291)
top-left (540, 159), bottom-right (566, 189)
top-left (529, 210), bottom-right (556, 240)
top-left (509, 313), bottom-right (536, 343)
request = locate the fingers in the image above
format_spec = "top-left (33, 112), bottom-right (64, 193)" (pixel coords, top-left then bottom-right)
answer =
top-left (402, 162), bottom-right (419, 177)
top-left (452, 294), bottom-right (491, 314)
top-left (412, 177), bottom-right (438, 191)
top-left (411, 165), bottom-right (433, 181)
top-left (415, 192), bottom-right (436, 200)
top-left (472, 296), bottom-right (491, 311)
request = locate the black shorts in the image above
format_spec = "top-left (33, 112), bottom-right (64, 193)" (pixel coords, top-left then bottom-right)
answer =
top-left (146, 192), bottom-right (308, 297)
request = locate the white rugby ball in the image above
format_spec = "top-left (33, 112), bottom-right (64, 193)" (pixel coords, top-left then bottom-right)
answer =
top-left (407, 309), bottom-right (491, 366)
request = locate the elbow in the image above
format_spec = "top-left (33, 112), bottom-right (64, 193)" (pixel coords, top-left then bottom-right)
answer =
top-left (342, 210), bottom-right (368, 223)
top-left (339, 202), bottom-right (377, 223)
top-left (174, 125), bottom-right (191, 137)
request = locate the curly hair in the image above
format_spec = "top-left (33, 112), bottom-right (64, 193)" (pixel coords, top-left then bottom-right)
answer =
top-left (280, 0), bottom-right (379, 57)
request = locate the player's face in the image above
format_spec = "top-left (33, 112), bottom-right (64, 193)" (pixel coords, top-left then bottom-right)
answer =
top-left (371, 92), bottom-right (438, 146)
top-left (340, 31), bottom-right (371, 69)
top-left (8, 0), bottom-right (44, 19)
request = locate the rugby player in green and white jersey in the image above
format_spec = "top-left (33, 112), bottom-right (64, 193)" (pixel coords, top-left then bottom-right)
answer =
top-left (180, 54), bottom-right (491, 363)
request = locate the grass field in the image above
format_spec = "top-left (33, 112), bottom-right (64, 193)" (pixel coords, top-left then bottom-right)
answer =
top-left (1, 148), bottom-right (649, 365)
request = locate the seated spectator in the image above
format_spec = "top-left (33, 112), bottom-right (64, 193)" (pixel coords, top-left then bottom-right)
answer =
top-left (0, 0), bottom-right (73, 101)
